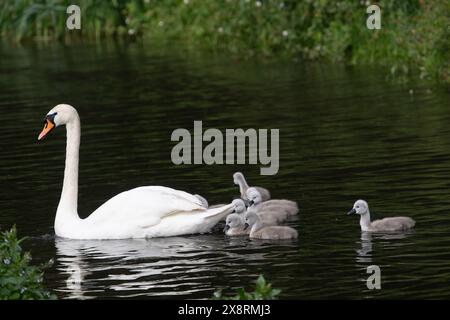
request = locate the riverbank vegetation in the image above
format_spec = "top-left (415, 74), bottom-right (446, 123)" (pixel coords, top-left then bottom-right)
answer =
top-left (0, 0), bottom-right (449, 83)
top-left (0, 226), bottom-right (56, 300)
top-left (213, 275), bottom-right (281, 300)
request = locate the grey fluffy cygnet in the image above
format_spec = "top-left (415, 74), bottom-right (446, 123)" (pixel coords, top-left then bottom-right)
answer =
top-left (233, 172), bottom-right (270, 201)
top-left (232, 199), bottom-right (280, 226)
top-left (224, 213), bottom-right (249, 236)
top-left (246, 187), bottom-right (298, 217)
top-left (231, 198), bottom-right (247, 214)
top-left (244, 211), bottom-right (298, 240)
top-left (347, 200), bottom-right (415, 232)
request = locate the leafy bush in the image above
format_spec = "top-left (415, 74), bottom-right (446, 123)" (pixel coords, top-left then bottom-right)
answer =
top-left (0, 0), bottom-right (448, 83)
top-left (0, 226), bottom-right (56, 300)
top-left (214, 275), bottom-right (281, 300)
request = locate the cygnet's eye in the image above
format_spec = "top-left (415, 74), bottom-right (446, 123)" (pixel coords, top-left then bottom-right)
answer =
top-left (356, 206), bottom-right (360, 209)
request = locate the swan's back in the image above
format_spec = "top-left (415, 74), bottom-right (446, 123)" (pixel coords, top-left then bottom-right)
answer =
top-left (251, 226), bottom-right (298, 240)
top-left (194, 194), bottom-right (209, 208)
top-left (255, 200), bottom-right (298, 216)
top-left (88, 186), bottom-right (204, 222)
top-left (254, 187), bottom-right (271, 201)
top-left (74, 186), bottom-right (236, 239)
top-left (256, 209), bottom-right (289, 224)
top-left (371, 216), bottom-right (416, 232)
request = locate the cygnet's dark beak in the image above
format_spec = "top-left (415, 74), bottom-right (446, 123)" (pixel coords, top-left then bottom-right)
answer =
top-left (248, 200), bottom-right (254, 206)
top-left (223, 225), bottom-right (230, 232)
top-left (347, 208), bottom-right (356, 215)
top-left (243, 223), bottom-right (250, 230)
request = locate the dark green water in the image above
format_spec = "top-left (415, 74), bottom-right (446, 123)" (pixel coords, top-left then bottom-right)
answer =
top-left (0, 42), bottom-right (449, 299)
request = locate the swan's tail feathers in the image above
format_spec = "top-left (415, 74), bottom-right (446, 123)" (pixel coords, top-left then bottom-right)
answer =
top-left (208, 203), bottom-right (227, 209)
top-left (203, 203), bottom-right (235, 221)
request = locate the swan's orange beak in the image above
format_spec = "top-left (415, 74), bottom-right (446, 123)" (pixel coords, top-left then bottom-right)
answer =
top-left (38, 119), bottom-right (55, 141)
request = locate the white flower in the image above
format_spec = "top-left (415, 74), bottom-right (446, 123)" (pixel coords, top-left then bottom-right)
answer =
top-left (158, 21), bottom-right (164, 27)
top-left (255, 1), bottom-right (262, 7)
top-left (184, 0), bottom-right (189, 4)
top-left (3, 258), bottom-right (10, 265)
top-left (128, 29), bottom-right (135, 35)
top-left (282, 30), bottom-right (289, 37)
top-left (279, 2), bottom-right (284, 9)
top-left (217, 27), bottom-right (224, 33)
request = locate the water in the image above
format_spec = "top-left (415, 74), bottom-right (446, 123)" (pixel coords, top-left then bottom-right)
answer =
top-left (0, 41), bottom-right (449, 299)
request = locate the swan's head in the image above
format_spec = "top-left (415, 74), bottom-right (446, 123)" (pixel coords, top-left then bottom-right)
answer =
top-left (233, 172), bottom-right (244, 185)
top-left (231, 199), bottom-right (246, 214)
top-left (243, 211), bottom-right (259, 230)
top-left (224, 214), bottom-right (243, 232)
top-left (38, 104), bottom-right (79, 141)
top-left (246, 187), bottom-right (262, 206)
top-left (347, 200), bottom-right (369, 215)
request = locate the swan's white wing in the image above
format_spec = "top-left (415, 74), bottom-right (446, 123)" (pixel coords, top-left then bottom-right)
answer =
top-left (86, 186), bottom-right (205, 229)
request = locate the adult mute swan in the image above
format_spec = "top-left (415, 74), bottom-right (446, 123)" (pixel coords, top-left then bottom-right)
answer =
top-left (38, 104), bottom-right (234, 239)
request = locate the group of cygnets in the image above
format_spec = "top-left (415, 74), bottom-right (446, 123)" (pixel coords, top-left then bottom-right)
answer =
top-left (227, 172), bottom-right (300, 240)
top-left (196, 172), bottom-right (416, 241)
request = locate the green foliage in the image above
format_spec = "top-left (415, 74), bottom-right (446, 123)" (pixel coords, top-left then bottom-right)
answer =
top-left (0, 226), bottom-right (56, 300)
top-left (0, 0), bottom-right (448, 83)
top-left (213, 275), bottom-right (281, 300)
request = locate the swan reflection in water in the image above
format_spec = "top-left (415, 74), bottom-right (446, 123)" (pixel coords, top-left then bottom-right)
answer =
top-left (54, 235), bottom-right (271, 299)
top-left (356, 231), bottom-right (414, 264)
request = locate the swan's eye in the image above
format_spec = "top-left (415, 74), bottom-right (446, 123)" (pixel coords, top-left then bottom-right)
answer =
top-left (45, 112), bottom-right (58, 124)
top-left (356, 206), bottom-right (359, 209)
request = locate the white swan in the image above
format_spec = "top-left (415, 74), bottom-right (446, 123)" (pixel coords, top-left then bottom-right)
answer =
top-left (37, 104), bottom-right (234, 239)
top-left (194, 194), bottom-right (209, 208)
top-left (347, 200), bottom-right (416, 232)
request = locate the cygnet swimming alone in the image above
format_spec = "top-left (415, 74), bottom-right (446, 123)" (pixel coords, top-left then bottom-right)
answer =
top-left (347, 200), bottom-right (415, 232)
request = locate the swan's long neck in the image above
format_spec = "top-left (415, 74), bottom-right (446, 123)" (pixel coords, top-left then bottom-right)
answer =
top-left (359, 211), bottom-right (372, 231)
top-left (237, 176), bottom-right (249, 198)
top-left (55, 115), bottom-right (81, 232)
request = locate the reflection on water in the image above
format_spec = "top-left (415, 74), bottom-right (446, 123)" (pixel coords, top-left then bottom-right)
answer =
top-left (356, 232), bottom-right (373, 263)
top-left (356, 232), bottom-right (413, 264)
top-left (1, 42), bottom-right (450, 299)
top-left (55, 235), bottom-right (297, 299)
